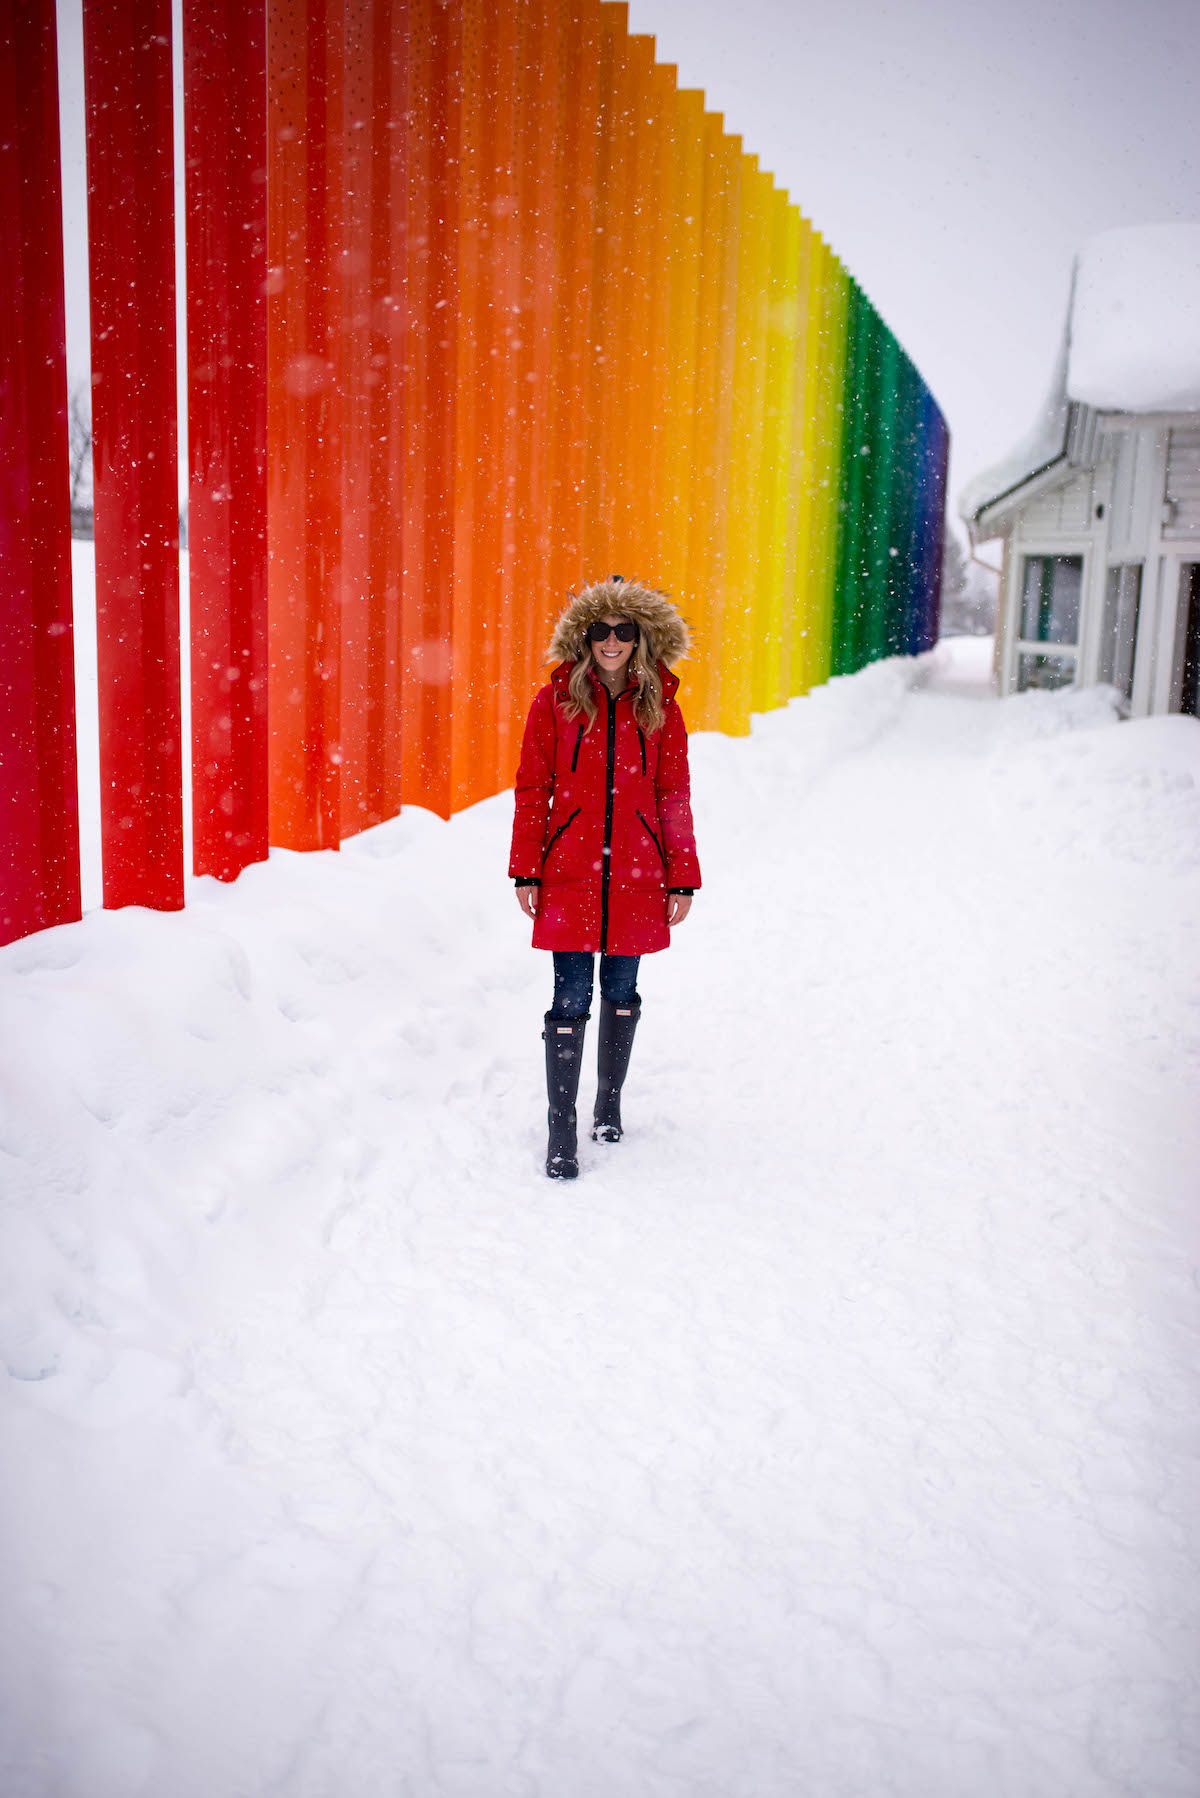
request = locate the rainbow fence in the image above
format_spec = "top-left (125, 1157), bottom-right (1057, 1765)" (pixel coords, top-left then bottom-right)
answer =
top-left (1, 0), bottom-right (947, 946)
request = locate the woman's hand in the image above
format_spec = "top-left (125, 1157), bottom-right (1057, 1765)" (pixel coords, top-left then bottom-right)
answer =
top-left (667, 894), bottom-right (692, 926)
top-left (516, 885), bottom-right (539, 921)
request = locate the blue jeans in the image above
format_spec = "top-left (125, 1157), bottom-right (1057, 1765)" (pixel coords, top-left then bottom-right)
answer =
top-left (551, 952), bottom-right (640, 1020)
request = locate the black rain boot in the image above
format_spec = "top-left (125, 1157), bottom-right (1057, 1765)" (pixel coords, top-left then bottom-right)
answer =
top-left (543, 1012), bottom-right (588, 1178)
top-left (592, 995), bottom-right (641, 1143)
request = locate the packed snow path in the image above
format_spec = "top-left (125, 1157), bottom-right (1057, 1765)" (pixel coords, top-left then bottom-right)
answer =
top-left (3, 641), bottom-right (1198, 1798)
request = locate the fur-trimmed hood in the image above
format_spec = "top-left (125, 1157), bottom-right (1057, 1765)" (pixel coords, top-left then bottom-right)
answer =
top-left (547, 578), bottom-right (689, 668)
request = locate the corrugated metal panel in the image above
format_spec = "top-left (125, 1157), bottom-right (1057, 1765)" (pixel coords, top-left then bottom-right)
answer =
top-left (1165, 424), bottom-right (1200, 538)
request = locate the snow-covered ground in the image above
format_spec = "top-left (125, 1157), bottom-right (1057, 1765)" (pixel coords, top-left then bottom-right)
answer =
top-left (2, 638), bottom-right (1199, 1798)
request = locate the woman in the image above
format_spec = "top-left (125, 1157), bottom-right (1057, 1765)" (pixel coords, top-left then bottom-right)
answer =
top-left (509, 576), bottom-right (701, 1178)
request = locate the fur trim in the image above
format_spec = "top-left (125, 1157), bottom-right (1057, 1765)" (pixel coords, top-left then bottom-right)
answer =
top-left (547, 578), bottom-right (689, 668)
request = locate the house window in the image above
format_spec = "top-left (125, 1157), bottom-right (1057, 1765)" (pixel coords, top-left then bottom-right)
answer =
top-left (1097, 564), bottom-right (1142, 701)
top-left (1015, 554), bottom-right (1083, 692)
top-left (1016, 652), bottom-right (1076, 692)
top-left (1019, 555), bottom-right (1082, 645)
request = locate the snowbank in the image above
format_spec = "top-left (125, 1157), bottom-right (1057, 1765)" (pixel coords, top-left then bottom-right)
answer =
top-left (2, 646), bottom-right (1199, 1797)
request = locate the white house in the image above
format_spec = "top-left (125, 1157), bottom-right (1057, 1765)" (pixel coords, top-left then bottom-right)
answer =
top-left (960, 225), bottom-right (1200, 718)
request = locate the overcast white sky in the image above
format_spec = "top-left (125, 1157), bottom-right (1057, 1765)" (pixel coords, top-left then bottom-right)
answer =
top-left (57, 0), bottom-right (1199, 528)
top-left (627, 0), bottom-right (1200, 517)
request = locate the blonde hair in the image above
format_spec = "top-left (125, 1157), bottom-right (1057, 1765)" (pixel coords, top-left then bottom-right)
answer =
top-left (562, 626), bottom-right (666, 735)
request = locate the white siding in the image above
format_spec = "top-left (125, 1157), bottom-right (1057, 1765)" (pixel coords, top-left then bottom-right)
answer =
top-left (990, 408), bottom-right (1200, 716)
top-left (1019, 468), bottom-right (1095, 538)
top-left (1165, 424), bottom-right (1200, 538)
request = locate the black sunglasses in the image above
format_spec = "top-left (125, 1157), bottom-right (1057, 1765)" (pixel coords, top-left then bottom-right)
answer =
top-left (586, 620), bottom-right (638, 644)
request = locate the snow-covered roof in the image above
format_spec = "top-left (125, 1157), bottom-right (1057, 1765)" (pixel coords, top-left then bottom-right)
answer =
top-left (1070, 225), bottom-right (1200, 412)
top-left (960, 223), bottom-right (1200, 527)
top-left (957, 326), bottom-right (1072, 525)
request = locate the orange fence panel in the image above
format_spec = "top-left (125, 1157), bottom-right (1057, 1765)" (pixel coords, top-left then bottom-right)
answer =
top-left (363, 0), bottom-right (408, 828)
top-left (336, 0), bottom-right (376, 840)
top-left (448, 0), bottom-right (495, 810)
top-left (267, 0), bottom-right (343, 850)
top-left (686, 118), bottom-right (742, 731)
top-left (512, 0), bottom-right (559, 760)
top-left (661, 86), bottom-right (705, 618)
top-left (399, 0), bottom-right (460, 816)
top-left (548, 0), bottom-right (601, 611)
top-left (622, 33), bottom-right (661, 577)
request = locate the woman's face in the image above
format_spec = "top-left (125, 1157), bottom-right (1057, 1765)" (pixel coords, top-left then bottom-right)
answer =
top-left (591, 614), bottom-right (637, 679)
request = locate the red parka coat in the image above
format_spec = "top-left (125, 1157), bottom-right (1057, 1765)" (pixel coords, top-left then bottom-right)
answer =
top-left (509, 660), bottom-right (702, 955)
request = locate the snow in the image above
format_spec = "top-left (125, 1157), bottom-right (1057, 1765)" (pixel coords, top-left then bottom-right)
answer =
top-left (1069, 224), bottom-right (1200, 414)
top-left (3, 638), bottom-right (1200, 1797)
top-left (69, 539), bottom-right (192, 912)
top-left (70, 542), bottom-right (102, 911)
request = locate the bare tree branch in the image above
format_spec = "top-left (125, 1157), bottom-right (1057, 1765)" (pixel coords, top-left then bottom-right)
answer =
top-left (68, 380), bottom-right (92, 509)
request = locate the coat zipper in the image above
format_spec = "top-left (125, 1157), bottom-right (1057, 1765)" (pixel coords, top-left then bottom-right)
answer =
top-left (543, 806), bottom-right (581, 868)
top-left (571, 722), bottom-right (585, 772)
top-left (600, 687), bottom-right (617, 952)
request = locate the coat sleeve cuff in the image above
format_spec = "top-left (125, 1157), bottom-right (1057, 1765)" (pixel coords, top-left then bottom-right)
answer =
top-left (513, 876), bottom-right (542, 887)
top-left (668, 886), bottom-right (694, 896)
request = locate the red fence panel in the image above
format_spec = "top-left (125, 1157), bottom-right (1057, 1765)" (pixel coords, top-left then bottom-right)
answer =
top-left (183, 0), bottom-right (269, 881)
top-left (83, 0), bottom-right (185, 912)
top-left (0, 0), bottom-right (80, 945)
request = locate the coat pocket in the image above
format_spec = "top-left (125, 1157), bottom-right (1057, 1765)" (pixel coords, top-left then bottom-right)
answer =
top-left (543, 807), bottom-right (581, 869)
top-left (636, 810), bottom-right (666, 869)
